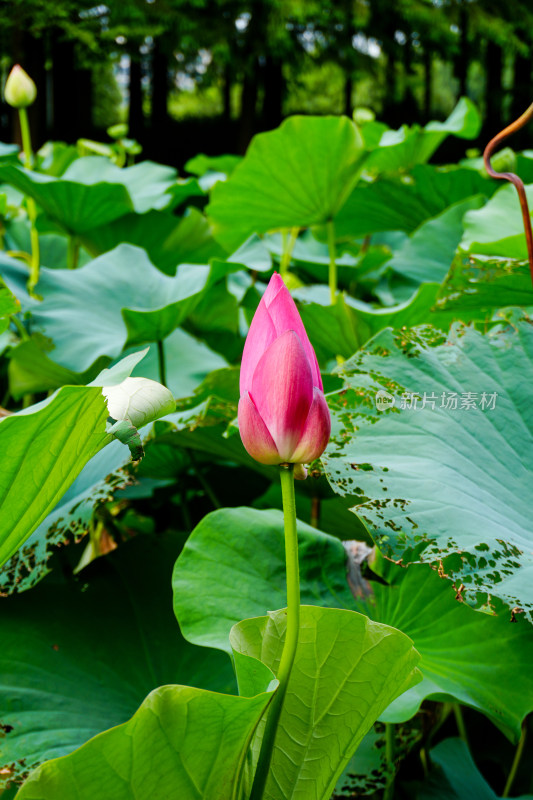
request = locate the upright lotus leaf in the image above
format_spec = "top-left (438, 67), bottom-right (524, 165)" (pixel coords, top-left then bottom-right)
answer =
top-left (231, 606), bottom-right (420, 800)
top-left (0, 386), bottom-right (110, 568)
top-left (363, 98), bottom-right (481, 174)
top-left (0, 246), bottom-right (211, 372)
top-left (419, 738), bottom-right (533, 800)
top-left (460, 182), bottom-right (533, 259)
top-left (15, 600), bottom-right (275, 800)
top-left (0, 440), bottom-right (129, 594)
top-left (322, 318), bottom-right (533, 621)
top-left (80, 207), bottom-right (226, 275)
top-left (173, 507), bottom-right (533, 741)
top-left (207, 115), bottom-right (367, 251)
top-left (334, 164), bottom-right (492, 240)
top-left (0, 535), bottom-right (235, 787)
top-left (0, 351), bottom-right (173, 571)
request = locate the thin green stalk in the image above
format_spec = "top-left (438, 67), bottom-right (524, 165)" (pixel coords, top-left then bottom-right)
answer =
top-left (327, 219), bottom-right (337, 305)
top-left (19, 107), bottom-right (40, 293)
top-left (279, 226), bottom-right (299, 278)
top-left (10, 314), bottom-right (29, 341)
top-left (310, 496), bottom-right (320, 528)
top-left (187, 449), bottom-right (221, 509)
top-left (249, 464), bottom-right (300, 800)
top-left (157, 339), bottom-right (167, 387)
top-left (502, 724), bottom-right (527, 798)
top-left (383, 723), bottom-right (395, 800)
top-left (67, 235), bottom-right (80, 270)
top-left (453, 703), bottom-right (469, 746)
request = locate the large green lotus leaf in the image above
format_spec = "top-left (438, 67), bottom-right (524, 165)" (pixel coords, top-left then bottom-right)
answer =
top-left (0, 142), bottom-right (20, 163)
top-left (363, 98), bottom-right (481, 175)
top-left (419, 738), bottom-right (533, 800)
top-left (460, 182), bottom-right (533, 258)
top-left (231, 605), bottom-right (420, 800)
top-left (294, 283), bottom-right (454, 364)
top-left (385, 195), bottom-right (484, 284)
top-left (334, 164), bottom-right (492, 240)
top-left (2, 538), bottom-right (238, 793)
top-left (173, 507), bottom-right (533, 741)
top-left (0, 159), bottom-right (176, 236)
top-left (436, 255), bottom-right (533, 318)
top-left (0, 387), bottom-right (110, 569)
top-left (80, 207), bottom-right (226, 275)
top-left (0, 246), bottom-right (211, 371)
top-left (173, 507), bottom-right (354, 653)
top-left (0, 164), bottom-right (134, 234)
top-left (207, 115), bottom-right (367, 251)
top-left (323, 319), bottom-right (533, 620)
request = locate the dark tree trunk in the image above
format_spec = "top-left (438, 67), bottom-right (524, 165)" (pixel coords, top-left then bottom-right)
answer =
top-left (456, 3), bottom-right (469, 96)
top-left (344, 74), bottom-right (353, 118)
top-left (51, 37), bottom-right (78, 142)
top-left (510, 52), bottom-right (532, 148)
top-left (484, 39), bottom-right (504, 135)
top-left (150, 36), bottom-right (169, 133)
top-left (238, 66), bottom-right (259, 152)
top-left (128, 53), bottom-right (145, 141)
top-left (262, 55), bottom-right (284, 129)
top-left (423, 47), bottom-right (432, 120)
top-left (222, 61), bottom-right (232, 122)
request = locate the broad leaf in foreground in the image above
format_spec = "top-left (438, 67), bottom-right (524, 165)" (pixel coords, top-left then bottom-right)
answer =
top-left (231, 606), bottom-right (420, 800)
top-left (323, 318), bottom-right (533, 620)
top-left (461, 182), bottom-right (533, 259)
top-left (207, 115), bottom-right (367, 251)
top-left (0, 535), bottom-right (234, 787)
top-left (0, 386), bottom-right (110, 568)
top-left (173, 508), bottom-right (533, 740)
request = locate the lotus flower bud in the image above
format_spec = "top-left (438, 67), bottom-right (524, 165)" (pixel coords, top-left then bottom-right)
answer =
top-left (4, 65), bottom-right (37, 108)
top-left (238, 273), bottom-right (331, 474)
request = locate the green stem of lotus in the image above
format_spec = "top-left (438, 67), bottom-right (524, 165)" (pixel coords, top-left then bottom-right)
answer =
top-left (279, 226), bottom-right (299, 278)
top-left (250, 463), bottom-right (300, 800)
top-left (157, 339), bottom-right (167, 387)
top-left (18, 108), bottom-right (40, 294)
top-left (453, 703), bottom-right (468, 746)
top-left (502, 723), bottom-right (526, 798)
top-left (10, 314), bottom-right (29, 341)
top-left (383, 723), bottom-right (395, 800)
top-left (187, 448), bottom-right (221, 509)
top-left (67, 236), bottom-right (80, 270)
top-left (327, 219), bottom-right (337, 305)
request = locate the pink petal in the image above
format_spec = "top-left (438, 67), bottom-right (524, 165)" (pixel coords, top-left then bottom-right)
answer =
top-left (265, 278), bottom-right (323, 390)
top-left (263, 272), bottom-right (286, 305)
top-left (290, 388), bottom-right (331, 463)
top-left (251, 330), bottom-right (314, 461)
top-left (239, 298), bottom-right (277, 396)
top-left (238, 393), bottom-right (281, 465)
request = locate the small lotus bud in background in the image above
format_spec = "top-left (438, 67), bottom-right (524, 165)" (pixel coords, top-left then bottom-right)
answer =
top-left (4, 65), bottom-right (37, 108)
top-left (238, 273), bottom-right (331, 477)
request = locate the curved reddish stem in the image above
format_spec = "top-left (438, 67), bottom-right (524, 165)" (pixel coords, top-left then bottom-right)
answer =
top-left (483, 102), bottom-right (533, 285)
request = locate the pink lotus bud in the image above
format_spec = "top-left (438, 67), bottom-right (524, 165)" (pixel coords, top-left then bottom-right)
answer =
top-left (4, 65), bottom-right (36, 108)
top-left (238, 273), bottom-right (331, 472)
